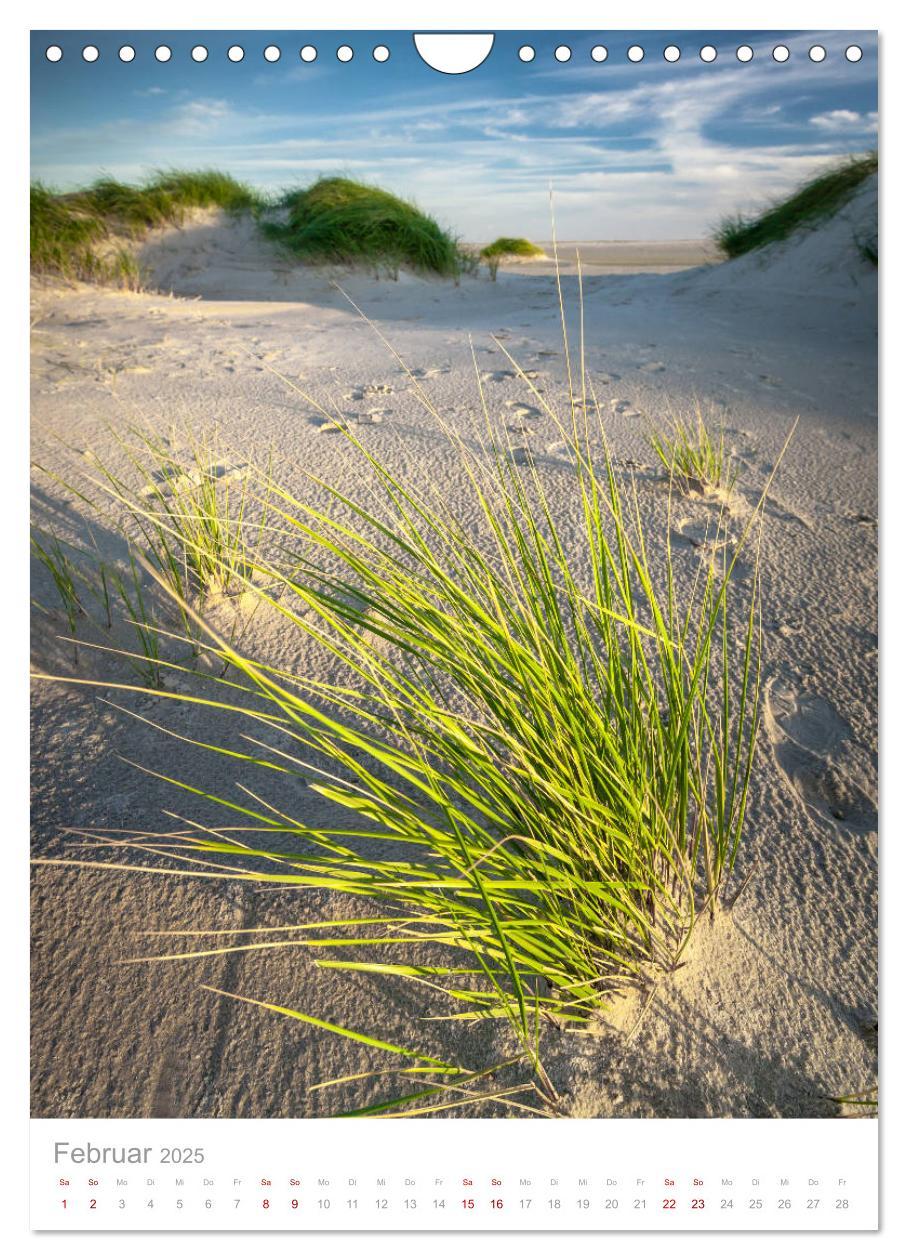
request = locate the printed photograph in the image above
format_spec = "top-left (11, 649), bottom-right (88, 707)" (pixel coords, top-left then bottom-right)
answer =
top-left (30, 29), bottom-right (878, 1119)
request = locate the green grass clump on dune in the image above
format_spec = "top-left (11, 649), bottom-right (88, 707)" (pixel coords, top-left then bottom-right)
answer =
top-left (147, 169), bottom-right (264, 215)
top-left (715, 151), bottom-right (878, 259)
top-left (265, 176), bottom-right (465, 277)
top-left (73, 169), bottom-right (264, 230)
top-left (34, 170), bottom-right (467, 285)
top-left (31, 170), bottom-right (264, 286)
top-left (480, 236), bottom-right (544, 280)
top-left (650, 411), bottom-right (737, 493)
top-left (30, 182), bottom-right (142, 286)
top-left (480, 236), bottom-right (544, 260)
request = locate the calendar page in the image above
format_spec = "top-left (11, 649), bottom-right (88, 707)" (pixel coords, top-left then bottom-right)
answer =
top-left (28, 12), bottom-right (879, 1238)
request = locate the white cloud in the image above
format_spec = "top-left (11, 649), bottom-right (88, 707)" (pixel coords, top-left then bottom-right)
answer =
top-left (167, 99), bottom-right (232, 136)
top-left (810, 109), bottom-right (878, 132)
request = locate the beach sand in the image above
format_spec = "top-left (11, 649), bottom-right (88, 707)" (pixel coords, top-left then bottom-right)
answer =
top-left (30, 181), bottom-right (878, 1119)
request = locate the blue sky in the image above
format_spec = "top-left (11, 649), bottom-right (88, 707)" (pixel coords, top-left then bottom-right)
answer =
top-left (31, 30), bottom-right (878, 240)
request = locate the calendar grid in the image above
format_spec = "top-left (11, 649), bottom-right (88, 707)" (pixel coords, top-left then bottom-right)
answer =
top-left (31, 1119), bottom-right (878, 1231)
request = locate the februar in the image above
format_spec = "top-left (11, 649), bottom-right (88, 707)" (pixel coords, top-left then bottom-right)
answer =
top-left (54, 1142), bottom-right (151, 1164)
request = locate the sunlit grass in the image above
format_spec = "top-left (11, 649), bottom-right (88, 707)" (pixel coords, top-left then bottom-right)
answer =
top-left (649, 411), bottom-right (737, 493)
top-left (32, 269), bottom-right (791, 1115)
top-left (35, 425), bottom-right (271, 667)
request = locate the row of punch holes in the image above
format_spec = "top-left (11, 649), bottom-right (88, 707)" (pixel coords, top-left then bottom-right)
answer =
top-left (45, 42), bottom-right (864, 65)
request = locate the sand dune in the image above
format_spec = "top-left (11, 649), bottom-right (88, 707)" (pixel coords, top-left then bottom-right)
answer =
top-left (30, 185), bottom-right (877, 1119)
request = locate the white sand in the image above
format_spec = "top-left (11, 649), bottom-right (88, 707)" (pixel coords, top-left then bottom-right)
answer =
top-left (30, 184), bottom-right (877, 1119)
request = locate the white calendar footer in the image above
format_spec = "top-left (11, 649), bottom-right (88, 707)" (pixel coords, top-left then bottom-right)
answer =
top-left (31, 1117), bottom-right (878, 1231)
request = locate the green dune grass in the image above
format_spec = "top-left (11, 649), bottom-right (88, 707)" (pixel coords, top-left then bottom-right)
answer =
top-left (75, 170), bottom-right (263, 229)
top-left (33, 311), bottom-right (792, 1111)
top-left (480, 236), bottom-right (544, 259)
top-left (264, 176), bottom-right (466, 277)
top-left (480, 236), bottom-right (544, 279)
top-left (714, 152), bottom-right (878, 259)
top-left (31, 170), bottom-right (264, 285)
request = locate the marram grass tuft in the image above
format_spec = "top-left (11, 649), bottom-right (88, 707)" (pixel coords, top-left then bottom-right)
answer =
top-left (264, 177), bottom-right (466, 277)
top-left (33, 281), bottom-right (791, 1115)
top-left (649, 410), bottom-right (738, 493)
top-left (714, 151), bottom-right (877, 259)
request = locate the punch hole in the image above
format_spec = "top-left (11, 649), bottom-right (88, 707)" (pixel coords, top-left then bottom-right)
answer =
top-left (627, 45), bottom-right (644, 63)
top-left (300, 45), bottom-right (317, 63)
top-left (155, 46), bottom-right (172, 63)
top-left (737, 45), bottom-right (754, 62)
top-left (699, 45), bottom-right (717, 63)
top-left (518, 45), bottom-right (535, 62)
top-left (554, 45), bottom-right (571, 62)
top-left (82, 45), bottom-right (99, 62)
top-left (227, 45), bottom-right (245, 63)
top-left (663, 46), bottom-right (680, 63)
top-left (45, 45), bottom-right (63, 62)
top-left (772, 45), bottom-right (790, 63)
top-left (119, 46), bottom-right (136, 63)
top-left (809, 45), bottom-right (826, 62)
top-left (373, 45), bottom-right (390, 62)
top-left (591, 45), bottom-right (608, 63)
top-left (337, 45), bottom-right (354, 62)
top-left (413, 34), bottom-right (494, 74)
top-left (845, 45), bottom-right (863, 62)
top-left (191, 46), bottom-right (208, 63)
top-left (264, 45), bottom-right (281, 63)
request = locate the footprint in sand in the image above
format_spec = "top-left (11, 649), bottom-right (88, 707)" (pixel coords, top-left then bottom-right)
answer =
top-left (638, 361), bottom-right (666, 373)
top-left (504, 400), bottom-right (541, 418)
top-left (764, 676), bottom-right (876, 833)
top-left (610, 399), bottom-right (642, 418)
top-left (309, 416), bottom-right (351, 434)
top-left (408, 366), bottom-right (450, 379)
top-left (671, 518), bottom-right (734, 551)
top-left (671, 517), bottom-right (754, 584)
top-left (481, 369), bottom-right (518, 384)
top-left (139, 461), bottom-right (251, 497)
